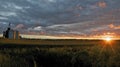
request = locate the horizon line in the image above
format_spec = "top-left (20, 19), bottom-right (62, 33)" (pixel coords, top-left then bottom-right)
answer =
top-left (0, 34), bottom-right (120, 40)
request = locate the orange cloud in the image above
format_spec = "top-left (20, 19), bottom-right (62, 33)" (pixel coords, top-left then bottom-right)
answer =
top-left (98, 1), bottom-right (107, 8)
top-left (108, 24), bottom-right (120, 29)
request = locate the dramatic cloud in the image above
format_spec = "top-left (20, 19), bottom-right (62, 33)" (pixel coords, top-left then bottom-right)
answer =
top-left (108, 24), bottom-right (120, 29)
top-left (14, 24), bottom-right (24, 29)
top-left (97, 1), bottom-right (107, 8)
top-left (0, 0), bottom-right (120, 36)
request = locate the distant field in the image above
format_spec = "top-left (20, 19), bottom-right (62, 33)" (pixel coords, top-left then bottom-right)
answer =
top-left (0, 38), bottom-right (116, 45)
top-left (0, 38), bottom-right (120, 67)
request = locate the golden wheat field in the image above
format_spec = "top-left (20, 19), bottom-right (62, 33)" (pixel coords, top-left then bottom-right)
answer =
top-left (0, 38), bottom-right (120, 67)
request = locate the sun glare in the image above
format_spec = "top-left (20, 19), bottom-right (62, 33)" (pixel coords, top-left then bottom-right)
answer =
top-left (105, 37), bottom-right (112, 42)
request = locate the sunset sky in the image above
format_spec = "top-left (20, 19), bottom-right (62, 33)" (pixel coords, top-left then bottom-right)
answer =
top-left (0, 0), bottom-right (120, 37)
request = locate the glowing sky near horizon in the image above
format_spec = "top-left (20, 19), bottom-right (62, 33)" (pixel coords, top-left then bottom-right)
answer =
top-left (0, 0), bottom-right (120, 36)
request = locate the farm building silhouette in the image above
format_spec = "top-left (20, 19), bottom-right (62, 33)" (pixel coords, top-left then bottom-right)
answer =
top-left (3, 23), bottom-right (20, 39)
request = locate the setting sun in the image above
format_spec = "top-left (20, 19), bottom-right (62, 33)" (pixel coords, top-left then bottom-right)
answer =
top-left (105, 37), bottom-right (112, 41)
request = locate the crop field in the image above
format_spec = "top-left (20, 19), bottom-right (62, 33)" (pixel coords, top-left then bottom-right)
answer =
top-left (0, 39), bottom-right (120, 67)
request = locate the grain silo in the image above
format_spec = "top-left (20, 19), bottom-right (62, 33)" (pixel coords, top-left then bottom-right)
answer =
top-left (3, 23), bottom-right (20, 39)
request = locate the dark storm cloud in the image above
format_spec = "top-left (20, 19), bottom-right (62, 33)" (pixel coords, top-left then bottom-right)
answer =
top-left (0, 0), bottom-right (120, 36)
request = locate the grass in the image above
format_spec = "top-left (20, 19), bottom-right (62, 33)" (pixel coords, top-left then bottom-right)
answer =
top-left (0, 39), bottom-right (120, 67)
